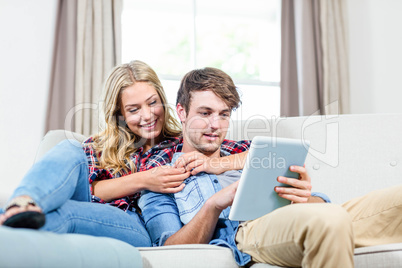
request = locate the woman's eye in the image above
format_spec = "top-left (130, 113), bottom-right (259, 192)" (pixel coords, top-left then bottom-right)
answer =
top-left (129, 108), bottom-right (138, 113)
top-left (149, 100), bottom-right (157, 106)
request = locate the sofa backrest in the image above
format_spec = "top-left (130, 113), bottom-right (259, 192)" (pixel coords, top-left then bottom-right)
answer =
top-left (37, 114), bottom-right (402, 205)
top-left (227, 114), bottom-right (402, 204)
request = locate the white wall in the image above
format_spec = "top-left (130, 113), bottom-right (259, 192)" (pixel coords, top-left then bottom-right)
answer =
top-left (0, 0), bottom-right (401, 207)
top-left (348, 0), bottom-right (402, 114)
top-left (0, 0), bottom-right (58, 206)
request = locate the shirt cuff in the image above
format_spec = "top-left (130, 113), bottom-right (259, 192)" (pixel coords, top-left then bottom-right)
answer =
top-left (311, 192), bottom-right (331, 203)
top-left (159, 231), bottom-right (177, 246)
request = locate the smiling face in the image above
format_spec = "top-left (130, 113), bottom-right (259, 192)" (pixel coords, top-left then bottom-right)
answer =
top-left (120, 82), bottom-right (165, 151)
top-left (177, 90), bottom-right (231, 157)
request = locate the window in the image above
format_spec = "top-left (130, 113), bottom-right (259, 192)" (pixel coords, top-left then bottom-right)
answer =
top-left (122, 0), bottom-right (281, 121)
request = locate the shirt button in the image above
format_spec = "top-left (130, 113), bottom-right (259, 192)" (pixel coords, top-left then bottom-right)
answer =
top-left (213, 179), bottom-right (218, 183)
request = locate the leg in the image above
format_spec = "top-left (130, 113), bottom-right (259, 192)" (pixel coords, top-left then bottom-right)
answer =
top-left (1, 139), bottom-right (89, 228)
top-left (44, 200), bottom-right (152, 247)
top-left (8, 139), bottom-right (90, 212)
top-left (235, 203), bottom-right (354, 268)
top-left (342, 184), bottom-right (402, 247)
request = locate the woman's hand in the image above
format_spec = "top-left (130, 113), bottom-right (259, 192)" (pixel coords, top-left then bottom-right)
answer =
top-left (173, 151), bottom-right (223, 175)
top-left (174, 151), bottom-right (248, 176)
top-left (274, 165), bottom-right (312, 203)
top-left (92, 165), bottom-right (190, 202)
top-left (143, 166), bottom-right (190, 194)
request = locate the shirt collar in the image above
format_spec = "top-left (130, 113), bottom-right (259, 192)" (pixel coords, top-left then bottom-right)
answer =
top-left (141, 136), bottom-right (182, 156)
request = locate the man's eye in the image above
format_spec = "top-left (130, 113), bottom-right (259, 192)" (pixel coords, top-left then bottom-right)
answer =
top-left (199, 112), bottom-right (209, 116)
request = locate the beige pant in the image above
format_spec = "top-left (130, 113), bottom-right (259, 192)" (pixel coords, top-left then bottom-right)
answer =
top-left (235, 185), bottom-right (402, 268)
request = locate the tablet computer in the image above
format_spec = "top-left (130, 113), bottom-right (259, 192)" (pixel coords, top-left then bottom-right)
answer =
top-left (228, 136), bottom-right (310, 221)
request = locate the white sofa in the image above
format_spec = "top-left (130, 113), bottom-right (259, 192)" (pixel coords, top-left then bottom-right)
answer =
top-left (2, 113), bottom-right (402, 267)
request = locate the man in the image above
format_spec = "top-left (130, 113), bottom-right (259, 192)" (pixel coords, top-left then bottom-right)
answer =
top-left (139, 67), bottom-right (402, 268)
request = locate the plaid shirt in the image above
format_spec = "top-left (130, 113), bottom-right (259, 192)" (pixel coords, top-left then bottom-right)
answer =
top-left (83, 137), bottom-right (251, 211)
top-left (143, 139), bottom-right (251, 170)
top-left (82, 136), bottom-right (181, 211)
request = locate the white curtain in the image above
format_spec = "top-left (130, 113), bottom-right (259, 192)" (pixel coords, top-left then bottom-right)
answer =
top-left (46, 0), bottom-right (77, 133)
top-left (320, 0), bottom-right (349, 114)
top-left (280, 0), bottom-right (349, 116)
top-left (75, 0), bottom-right (123, 136)
top-left (46, 0), bottom-right (122, 136)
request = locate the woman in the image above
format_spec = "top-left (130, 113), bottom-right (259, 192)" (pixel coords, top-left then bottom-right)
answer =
top-left (0, 60), bottom-right (190, 247)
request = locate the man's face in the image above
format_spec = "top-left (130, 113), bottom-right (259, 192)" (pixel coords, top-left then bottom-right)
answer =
top-left (177, 90), bottom-right (231, 157)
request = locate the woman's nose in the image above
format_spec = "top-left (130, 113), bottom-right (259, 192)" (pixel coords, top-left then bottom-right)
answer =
top-left (140, 106), bottom-right (152, 121)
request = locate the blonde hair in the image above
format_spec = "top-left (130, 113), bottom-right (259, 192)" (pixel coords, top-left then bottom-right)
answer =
top-left (91, 60), bottom-right (181, 175)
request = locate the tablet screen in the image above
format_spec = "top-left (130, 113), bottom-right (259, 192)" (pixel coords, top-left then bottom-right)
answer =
top-left (228, 136), bottom-right (310, 221)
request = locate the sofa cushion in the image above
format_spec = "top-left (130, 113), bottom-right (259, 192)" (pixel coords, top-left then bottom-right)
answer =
top-left (138, 244), bottom-right (238, 268)
top-left (354, 243), bottom-right (402, 267)
top-left (138, 243), bottom-right (402, 268)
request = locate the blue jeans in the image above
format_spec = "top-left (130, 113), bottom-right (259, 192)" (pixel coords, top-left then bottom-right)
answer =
top-left (2, 139), bottom-right (151, 247)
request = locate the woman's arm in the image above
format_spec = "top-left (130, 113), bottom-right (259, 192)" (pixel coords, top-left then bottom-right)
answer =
top-left (174, 151), bottom-right (248, 176)
top-left (92, 166), bottom-right (190, 202)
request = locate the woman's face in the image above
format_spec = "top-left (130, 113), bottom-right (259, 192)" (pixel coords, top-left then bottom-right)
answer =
top-left (120, 82), bottom-right (165, 150)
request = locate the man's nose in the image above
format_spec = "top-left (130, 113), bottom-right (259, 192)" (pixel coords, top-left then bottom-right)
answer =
top-left (209, 115), bottom-right (220, 130)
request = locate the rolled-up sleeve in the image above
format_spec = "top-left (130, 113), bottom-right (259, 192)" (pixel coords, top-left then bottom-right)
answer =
top-left (139, 190), bottom-right (183, 246)
top-left (311, 192), bottom-right (331, 203)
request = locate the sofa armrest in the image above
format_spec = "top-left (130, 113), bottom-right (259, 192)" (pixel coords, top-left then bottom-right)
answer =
top-left (0, 226), bottom-right (143, 267)
top-left (34, 130), bottom-right (87, 163)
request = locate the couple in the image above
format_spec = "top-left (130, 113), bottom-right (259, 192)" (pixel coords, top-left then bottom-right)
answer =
top-left (2, 60), bottom-right (402, 267)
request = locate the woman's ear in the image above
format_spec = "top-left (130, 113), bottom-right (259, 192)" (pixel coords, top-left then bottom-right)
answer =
top-left (176, 103), bottom-right (186, 123)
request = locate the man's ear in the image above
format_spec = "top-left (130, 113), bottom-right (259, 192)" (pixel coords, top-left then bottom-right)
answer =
top-left (176, 103), bottom-right (187, 123)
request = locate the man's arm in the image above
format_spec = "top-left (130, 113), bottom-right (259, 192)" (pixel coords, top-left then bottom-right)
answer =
top-left (307, 195), bottom-right (326, 203)
top-left (164, 198), bottom-right (221, 244)
top-left (139, 186), bottom-right (231, 246)
top-left (139, 190), bottom-right (183, 246)
top-left (139, 172), bottom-right (226, 245)
top-left (164, 181), bottom-right (239, 245)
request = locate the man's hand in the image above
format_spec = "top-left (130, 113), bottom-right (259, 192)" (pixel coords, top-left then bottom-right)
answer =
top-left (174, 151), bottom-right (228, 175)
top-left (274, 165), bottom-right (312, 203)
top-left (209, 180), bottom-right (240, 211)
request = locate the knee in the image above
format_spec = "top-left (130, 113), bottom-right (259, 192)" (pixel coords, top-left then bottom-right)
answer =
top-left (60, 140), bottom-right (85, 157)
top-left (58, 139), bottom-right (88, 167)
top-left (308, 204), bottom-right (352, 235)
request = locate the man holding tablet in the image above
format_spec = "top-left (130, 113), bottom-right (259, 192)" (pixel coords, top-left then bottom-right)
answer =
top-left (139, 67), bottom-right (402, 268)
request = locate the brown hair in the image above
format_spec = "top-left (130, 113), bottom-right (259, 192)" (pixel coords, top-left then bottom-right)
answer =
top-left (176, 67), bottom-right (241, 113)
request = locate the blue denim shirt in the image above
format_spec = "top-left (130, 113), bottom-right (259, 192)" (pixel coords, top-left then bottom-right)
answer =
top-left (139, 152), bottom-right (331, 266)
top-left (139, 152), bottom-right (252, 265)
